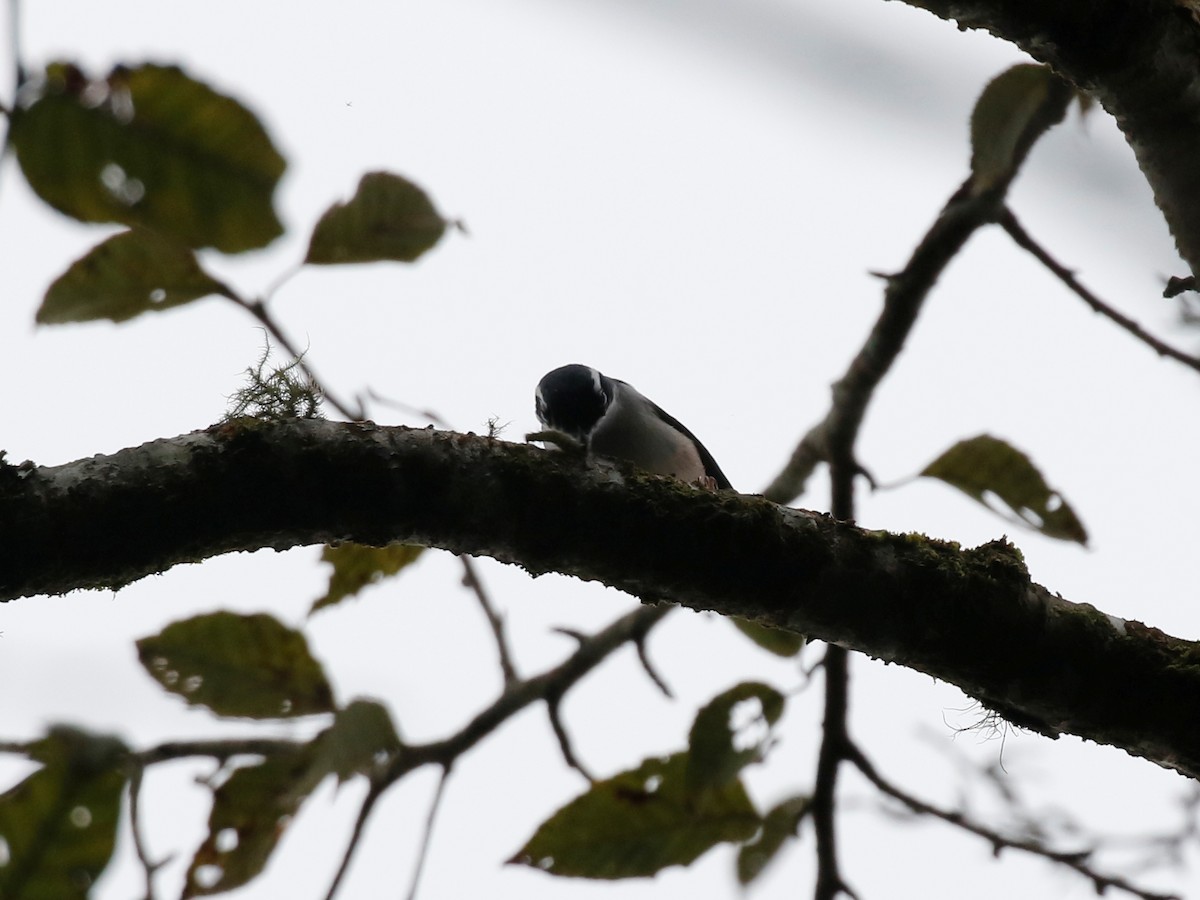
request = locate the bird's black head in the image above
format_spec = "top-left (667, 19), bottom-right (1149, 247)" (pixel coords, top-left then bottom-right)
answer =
top-left (535, 364), bottom-right (612, 439)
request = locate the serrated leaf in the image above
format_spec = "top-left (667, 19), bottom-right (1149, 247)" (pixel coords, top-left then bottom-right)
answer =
top-left (311, 542), bottom-right (425, 613)
top-left (136, 612), bottom-right (335, 718)
top-left (313, 699), bottom-right (403, 783)
top-left (686, 682), bottom-right (784, 796)
top-left (182, 746), bottom-right (323, 897)
top-left (736, 794), bottom-right (810, 885)
top-left (730, 616), bottom-right (806, 657)
top-left (11, 62), bottom-right (284, 252)
top-left (305, 171), bottom-right (447, 264)
top-left (37, 228), bottom-right (234, 324)
top-left (0, 727), bottom-right (128, 900)
top-left (921, 434), bottom-right (1088, 544)
top-left (509, 753), bottom-right (759, 879)
top-left (968, 64), bottom-right (1071, 195)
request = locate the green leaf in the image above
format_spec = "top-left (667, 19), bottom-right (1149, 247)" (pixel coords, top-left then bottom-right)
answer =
top-left (305, 171), bottom-right (448, 264)
top-left (37, 228), bottom-right (234, 324)
top-left (686, 682), bottom-right (784, 796)
top-left (920, 434), bottom-right (1088, 544)
top-left (0, 727), bottom-right (128, 900)
top-left (183, 746), bottom-right (323, 897)
top-left (11, 62), bottom-right (285, 252)
top-left (509, 753), bottom-right (759, 879)
top-left (313, 699), bottom-right (403, 783)
top-left (730, 616), bottom-right (806, 658)
top-left (968, 64), bottom-right (1071, 195)
top-left (736, 794), bottom-right (810, 885)
top-left (136, 611), bottom-right (335, 718)
top-left (311, 542), bottom-right (425, 613)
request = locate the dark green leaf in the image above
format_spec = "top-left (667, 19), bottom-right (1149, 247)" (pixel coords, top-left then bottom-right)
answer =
top-left (305, 171), bottom-right (447, 264)
top-left (0, 727), bottom-right (127, 900)
top-left (183, 746), bottom-right (323, 897)
top-left (730, 616), bottom-right (806, 657)
top-left (313, 699), bottom-right (403, 783)
top-left (736, 794), bottom-right (810, 885)
top-left (311, 542), bottom-right (425, 613)
top-left (968, 64), bottom-right (1071, 195)
top-left (921, 434), bottom-right (1088, 544)
top-left (686, 682), bottom-right (784, 796)
top-left (11, 62), bottom-right (284, 252)
top-left (136, 612), bottom-right (335, 718)
top-left (509, 753), bottom-right (759, 879)
top-left (38, 228), bottom-right (234, 324)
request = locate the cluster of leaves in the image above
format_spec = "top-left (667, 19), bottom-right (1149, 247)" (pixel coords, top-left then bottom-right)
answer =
top-left (8, 62), bottom-right (452, 326)
top-left (0, 605), bottom-right (805, 897)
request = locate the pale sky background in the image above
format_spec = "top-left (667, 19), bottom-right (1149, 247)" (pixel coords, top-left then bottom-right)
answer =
top-left (1, 1), bottom-right (1197, 899)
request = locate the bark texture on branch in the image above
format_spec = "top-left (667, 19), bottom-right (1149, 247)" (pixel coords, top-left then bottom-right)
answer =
top-left (906, 0), bottom-right (1200, 274)
top-left (2, 418), bottom-right (1198, 778)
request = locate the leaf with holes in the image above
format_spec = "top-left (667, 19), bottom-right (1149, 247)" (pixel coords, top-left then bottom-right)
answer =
top-left (11, 62), bottom-right (285, 252)
top-left (183, 746), bottom-right (324, 897)
top-left (136, 612), bottom-right (335, 718)
top-left (686, 682), bottom-right (784, 796)
top-left (968, 63), bottom-right (1072, 195)
top-left (736, 794), bottom-right (810, 885)
top-left (305, 171), bottom-right (448, 264)
top-left (0, 727), bottom-right (128, 900)
top-left (921, 434), bottom-right (1088, 544)
top-left (38, 229), bottom-right (234, 324)
top-left (509, 752), bottom-right (759, 878)
top-left (311, 542), bottom-right (425, 613)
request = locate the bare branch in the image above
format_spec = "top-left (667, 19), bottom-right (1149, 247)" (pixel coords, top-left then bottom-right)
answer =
top-left (846, 741), bottom-right (1181, 900)
top-left (999, 208), bottom-right (1200, 375)
top-left (459, 554), bottom-right (518, 685)
top-left (405, 766), bottom-right (451, 900)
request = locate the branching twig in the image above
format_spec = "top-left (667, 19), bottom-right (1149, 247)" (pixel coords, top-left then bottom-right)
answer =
top-left (999, 208), bottom-right (1200, 375)
top-left (387, 604), bottom-right (672, 781)
top-left (845, 741), bottom-right (1181, 900)
top-left (763, 186), bottom-right (1005, 505)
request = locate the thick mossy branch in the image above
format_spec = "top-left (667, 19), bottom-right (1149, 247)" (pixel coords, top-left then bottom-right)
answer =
top-left (905, 0), bottom-right (1200, 275)
top-left (2, 419), bottom-right (1199, 778)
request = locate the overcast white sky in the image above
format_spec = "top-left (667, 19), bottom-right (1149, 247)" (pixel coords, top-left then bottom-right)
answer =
top-left (1, 2), bottom-right (1197, 899)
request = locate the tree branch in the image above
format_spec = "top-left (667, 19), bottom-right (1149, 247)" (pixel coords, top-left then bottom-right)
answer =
top-left (846, 741), bottom-right (1182, 900)
top-left (902, 0), bottom-right (1200, 276)
top-left (3, 420), bottom-right (1199, 777)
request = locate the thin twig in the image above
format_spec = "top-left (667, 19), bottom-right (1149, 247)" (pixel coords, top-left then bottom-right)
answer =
top-left (633, 626), bottom-right (673, 699)
top-left (135, 737), bottom-right (304, 766)
top-left (545, 694), bottom-right (595, 782)
top-left (323, 777), bottom-right (387, 900)
top-left (405, 766), bottom-right (452, 900)
top-left (364, 388), bottom-right (452, 428)
top-left (459, 554), bottom-right (518, 685)
top-left (845, 741), bottom-right (1181, 900)
top-left (1000, 208), bottom-right (1200, 375)
top-left (127, 767), bottom-right (166, 900)
top-left (386, 604), bottom-right (672, 782)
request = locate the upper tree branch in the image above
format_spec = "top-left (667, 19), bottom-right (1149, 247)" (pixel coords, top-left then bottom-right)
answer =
top-left (3, 420), bottom-right (1199, 778)
top-left (903, 0), bottom-right (1200, 275)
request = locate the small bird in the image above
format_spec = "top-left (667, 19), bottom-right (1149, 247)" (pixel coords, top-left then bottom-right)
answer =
top-left (535, 364), bottom-right (732, 490)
